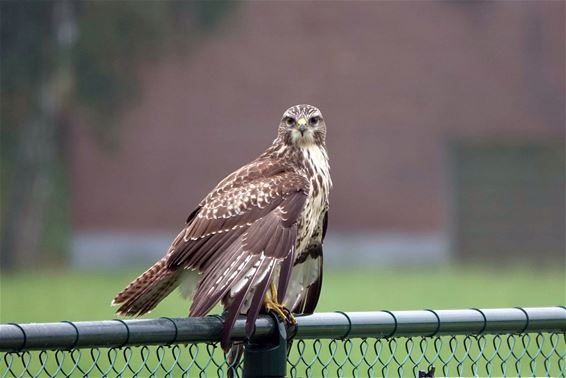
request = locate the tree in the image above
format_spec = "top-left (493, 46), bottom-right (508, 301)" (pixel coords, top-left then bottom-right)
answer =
top-left (0, 0), bottom-right (235, 270)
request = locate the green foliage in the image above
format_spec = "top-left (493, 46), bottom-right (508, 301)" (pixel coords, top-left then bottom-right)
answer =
top-left (74, 1), bottom-right (234, 141)
top-left (1, 0), bottom-right (236, 142)
top-left (1, 2), bottom-right (56, 125)
top-left (0, 2), bottom-right (56, 210)
top-left (0, 1), bottom-right (236, 269)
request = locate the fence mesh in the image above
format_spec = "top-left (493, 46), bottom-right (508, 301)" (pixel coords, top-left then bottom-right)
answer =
top-left (2, 332), bottom-right (565, 377)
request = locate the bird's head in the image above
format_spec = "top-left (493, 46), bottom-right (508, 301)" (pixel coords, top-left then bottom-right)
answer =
top-left (278, 104), bottom-right (326, 147)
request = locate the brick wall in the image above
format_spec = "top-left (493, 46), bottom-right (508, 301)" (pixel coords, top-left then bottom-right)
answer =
top-left (72, 2), bottom-right (564, 240)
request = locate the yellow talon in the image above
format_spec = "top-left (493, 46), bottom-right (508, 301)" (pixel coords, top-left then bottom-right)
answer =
top-left (264, 283), bottom-right (296, 325)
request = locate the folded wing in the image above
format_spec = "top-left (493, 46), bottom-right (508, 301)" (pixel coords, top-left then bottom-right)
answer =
top-left (166, 162), bottom-right (308, 349)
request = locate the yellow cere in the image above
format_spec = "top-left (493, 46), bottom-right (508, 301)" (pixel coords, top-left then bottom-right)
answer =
top-left (297, 118), bottom-right (307, 126)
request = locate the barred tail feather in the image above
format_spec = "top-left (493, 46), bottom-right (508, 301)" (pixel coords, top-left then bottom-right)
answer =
top-left (112, 257), bottom-right (183, 316)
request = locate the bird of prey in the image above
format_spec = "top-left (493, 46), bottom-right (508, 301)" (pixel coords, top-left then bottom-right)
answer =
top-left (112, 104), bottom-right (332, 350)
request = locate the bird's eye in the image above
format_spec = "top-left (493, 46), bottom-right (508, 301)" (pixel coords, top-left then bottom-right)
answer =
top-left (285, 117), bottom-right (296, 127)
top-left (309, 116), bottom-right (320, 126)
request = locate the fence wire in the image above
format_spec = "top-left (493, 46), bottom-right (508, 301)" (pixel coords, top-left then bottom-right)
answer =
top-left (288, 333), bottom-right (565, 377)
top-left (1, 307), bottom-right (565, 377)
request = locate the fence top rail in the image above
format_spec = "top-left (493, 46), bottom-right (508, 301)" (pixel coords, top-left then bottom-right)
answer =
top-left (1, 306), bottom-right (564, 352)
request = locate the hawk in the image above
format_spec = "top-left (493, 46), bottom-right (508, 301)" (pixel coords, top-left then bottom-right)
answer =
top-left (112, 104), bottom-right (331, 350)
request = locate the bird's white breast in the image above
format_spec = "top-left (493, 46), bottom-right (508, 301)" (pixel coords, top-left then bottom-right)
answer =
top-left (296, 144), bottom-right (331, 254)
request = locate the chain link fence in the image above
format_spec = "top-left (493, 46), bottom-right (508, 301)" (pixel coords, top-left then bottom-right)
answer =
top-left (2, 307), bottom-right (565, 377)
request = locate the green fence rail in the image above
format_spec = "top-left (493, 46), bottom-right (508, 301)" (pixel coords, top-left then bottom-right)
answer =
top-left (1, 307), bottom-right (565, 377)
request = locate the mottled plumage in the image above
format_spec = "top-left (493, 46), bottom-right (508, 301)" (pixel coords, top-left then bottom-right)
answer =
top-left (112, 104), bottom-right (332, 350)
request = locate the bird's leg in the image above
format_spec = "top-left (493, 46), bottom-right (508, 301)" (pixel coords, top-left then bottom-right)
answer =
top-left (264, 282), bottom-right (296, 325)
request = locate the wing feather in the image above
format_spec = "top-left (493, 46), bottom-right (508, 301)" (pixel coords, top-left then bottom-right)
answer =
top-left (287, 211), bottom-right (328, 314)
top-left (221, 274), bottom-right (253, 351)
top-left (189, 192), bottom-right (305, 316)
top-left (188, 190), bottom-right (306, 348)
top-left (301, 250), bottom-right (323, 314)
top-left (160, 159), bottom-right (309, 348)
top-left (189, 239), bottom-right (250, 316)
top-left (302, 211), bottom-right (328, 313)
top-left (166, 164), bottom-right (304, 269)
top-left (243, 259), bottom-right (274, 337)
top-left (276, 252), bottom-right (294, 304)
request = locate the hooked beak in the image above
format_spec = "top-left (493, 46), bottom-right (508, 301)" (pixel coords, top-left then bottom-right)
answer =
top-left (297, 118), bottom-right (308, 136)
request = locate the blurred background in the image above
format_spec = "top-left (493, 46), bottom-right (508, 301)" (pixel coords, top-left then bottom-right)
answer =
top-left (1, 1), bottom-right (564, 322)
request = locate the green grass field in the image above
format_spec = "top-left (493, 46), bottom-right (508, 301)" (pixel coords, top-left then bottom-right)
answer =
top-left (1, 265), bottom-right (564, 323)
top-left (1, 265), bottom-right (564, 377)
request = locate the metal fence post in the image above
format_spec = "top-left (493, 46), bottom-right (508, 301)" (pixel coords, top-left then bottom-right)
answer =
top-left (243, 315), bottom-right (287, 378)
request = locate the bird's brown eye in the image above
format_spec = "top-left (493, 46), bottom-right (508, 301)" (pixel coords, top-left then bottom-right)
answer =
top-left (309, 116), bottom-right (320, 126)
top-left (285, 117), bottom-right (296, 127)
